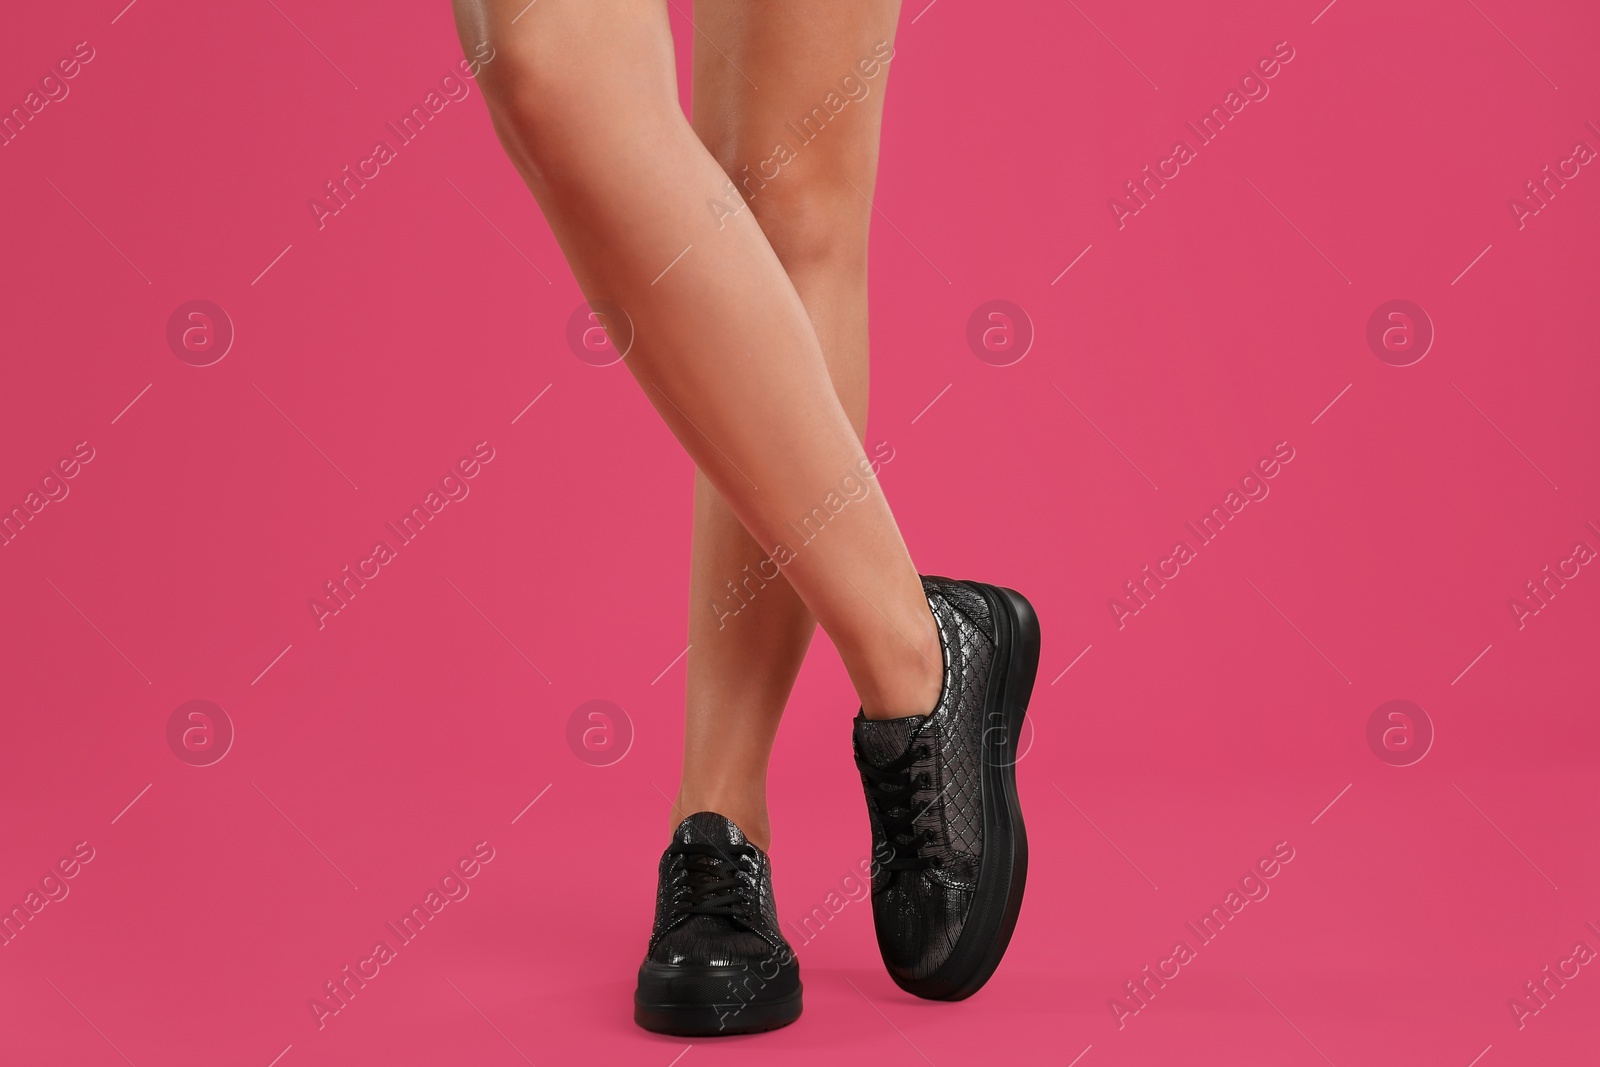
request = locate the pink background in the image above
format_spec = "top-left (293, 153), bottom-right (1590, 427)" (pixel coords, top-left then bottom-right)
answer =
top-left (2, 1), bottom-right (1597, 1064)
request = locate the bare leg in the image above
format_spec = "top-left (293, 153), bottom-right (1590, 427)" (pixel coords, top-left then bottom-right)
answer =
top-left (673, 0), bottom-right (902, 848)
top-left (452, 2), bottom-right (938, 731)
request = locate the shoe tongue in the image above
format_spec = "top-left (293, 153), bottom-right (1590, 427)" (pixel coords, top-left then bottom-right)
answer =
top-left (673, 811), bottom-right (749, 849)
top-left (853, 712), bottom-right (931, 768)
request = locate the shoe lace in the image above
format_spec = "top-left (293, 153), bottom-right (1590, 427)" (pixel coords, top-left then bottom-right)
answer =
top-left (665, 841), bottom-right (761, 925)
top-left (855, 743), bottom-right (942, 872)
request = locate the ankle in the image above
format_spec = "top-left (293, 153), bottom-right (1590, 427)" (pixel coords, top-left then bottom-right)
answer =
top-left (857, 610), bottom-right (943, 721)
top-left (670, 793), bottom-right (771, 850)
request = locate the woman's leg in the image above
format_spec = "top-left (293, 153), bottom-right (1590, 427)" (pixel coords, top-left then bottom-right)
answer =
top-left (452, 1), bottom-right (938, 724)
top-left (673, 0), bottom-right (903, 849)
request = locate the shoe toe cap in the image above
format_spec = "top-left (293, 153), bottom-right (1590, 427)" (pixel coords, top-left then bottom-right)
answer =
top-left (874, 877), bottom-right (973, 979)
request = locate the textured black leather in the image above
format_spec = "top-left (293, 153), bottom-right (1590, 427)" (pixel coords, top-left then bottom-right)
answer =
top-left (853, 575), bottom-right (1033, 999)
top-left (635, 812), bottom-right (802, 1035)
top-left (645, 812), bottom-right (789, 966)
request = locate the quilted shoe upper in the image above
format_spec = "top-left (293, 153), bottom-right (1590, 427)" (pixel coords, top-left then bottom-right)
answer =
top-left (853, 576), bottom-right (997, 981)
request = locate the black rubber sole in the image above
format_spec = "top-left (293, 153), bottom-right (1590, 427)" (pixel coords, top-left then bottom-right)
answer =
top-left (634, 962), bottom-right (802, 1036)
top-left (891, 580), bottom-right (1039, 1001)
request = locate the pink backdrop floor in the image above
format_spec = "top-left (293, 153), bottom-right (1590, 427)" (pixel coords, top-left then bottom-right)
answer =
top-left (3, 1), bottom-right (1597, 1064)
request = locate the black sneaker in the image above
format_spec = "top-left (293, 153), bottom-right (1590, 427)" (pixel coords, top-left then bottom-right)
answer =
top-left (852, 575), bottom-right (1039, 1000)
top-left (634, 812), bottom-right (803, 1035)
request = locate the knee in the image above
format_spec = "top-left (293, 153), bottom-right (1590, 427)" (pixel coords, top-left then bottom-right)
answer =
top-left (473, 37), bottom-right (583, 148)
top-left (467, 21), bottom-right (677, 168)
top-left (741, 175), bottom-right (872, 271)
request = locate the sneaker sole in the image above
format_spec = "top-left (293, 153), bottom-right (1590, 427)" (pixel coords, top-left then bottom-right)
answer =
top-left (892, 580), bottom-right (1038, 1001)
top-left (634, 963), bottom-right (802, 1036)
